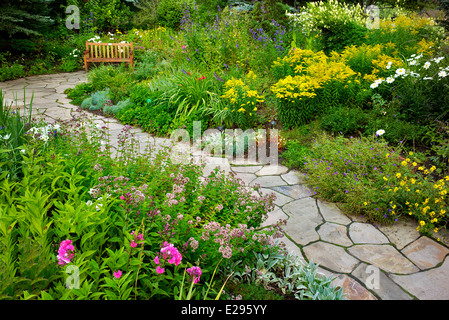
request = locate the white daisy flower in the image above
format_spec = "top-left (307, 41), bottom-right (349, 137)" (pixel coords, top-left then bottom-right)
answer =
top-left (396, 68), bottom-right (406, 75)
top-left (423, 77), bottom-right (433, 80)
top-left (376, 129), bottom-right (385, 136)
top-left (434, 57), bottom-right (445, 63)
top-left (423, 61), bottom-right (431, 69)
top-left (370, 82), bottom-right (379, 89)
top-left (386, 77), bottom-right (394, 83)
top-left (438, 70), bottom-right (447, 78)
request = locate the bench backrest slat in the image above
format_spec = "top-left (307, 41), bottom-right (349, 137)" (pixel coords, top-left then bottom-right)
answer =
top-left (84, 41), bottom-right (133, 70)
top-left (85, 42), bottom-right (133, 59)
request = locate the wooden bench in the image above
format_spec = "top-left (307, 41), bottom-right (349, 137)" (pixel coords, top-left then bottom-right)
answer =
top-left (83, 41), bottom-right (134, 71)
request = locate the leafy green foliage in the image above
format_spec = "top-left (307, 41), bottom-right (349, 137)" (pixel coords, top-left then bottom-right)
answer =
top-left (320, 106), bottom-right (367, 135)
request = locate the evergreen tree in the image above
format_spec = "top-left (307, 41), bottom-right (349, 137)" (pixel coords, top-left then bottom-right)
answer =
top-left (0, 0), bottom-right (54, 37)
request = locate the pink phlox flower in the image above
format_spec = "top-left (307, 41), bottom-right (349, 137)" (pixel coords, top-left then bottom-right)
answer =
top-left (57, 239), bottom-right (75, 265)
top-left (160, 242), bottom-right (182, 266)
top-left (130, 230), bottom-right (144, 248)
top-left (113, 270), bottom-right (122, 279)
top-left (186, 266), bottom-right (202, 284)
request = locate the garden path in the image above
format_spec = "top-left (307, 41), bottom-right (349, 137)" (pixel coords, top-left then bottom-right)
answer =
top-left (2, 71), bottom-right (449, 300)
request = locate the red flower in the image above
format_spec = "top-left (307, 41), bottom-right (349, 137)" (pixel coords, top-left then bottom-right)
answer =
top-left (198, 75), bottom-right (206, 80)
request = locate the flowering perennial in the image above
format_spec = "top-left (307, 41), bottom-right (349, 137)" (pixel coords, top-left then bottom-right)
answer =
top-left (57, 239), bottom-right (75, 266)
top-left (186, 266), bottom-right (202, 284)
top-left (154, 242), bottom-right (182, 274)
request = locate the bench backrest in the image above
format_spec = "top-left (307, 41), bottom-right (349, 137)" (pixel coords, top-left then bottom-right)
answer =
top-left (85, 41), bottom-right (133, 60)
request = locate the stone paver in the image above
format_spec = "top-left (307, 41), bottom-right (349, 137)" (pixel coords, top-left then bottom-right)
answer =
top-left (348, 244), bottom-right (420, 274)
top-left (250, 175), bottom-right (287, 188)
top-left (389, 257), bottom-right (449, 300)
top-left (401, 237), bottom-right (449, 270)
top-left (255, 165), bottom-right (289, 176)
top-left (351, 263), bottom-right (413, 300)
top-left (349, 222), bottom-right (390, 244)
top-left (3, 71), bottom-right (449, 300)
top-left (303, 242), bottom-right (359, 273)
top-left (318, 222), bottom-right (353, 247)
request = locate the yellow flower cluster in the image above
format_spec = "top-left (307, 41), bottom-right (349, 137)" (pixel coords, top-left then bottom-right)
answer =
top-left (221, 73), bottom-right (264, 115)
top-left (340, 43), bottom-right (404, 83)
top-left (379, 13), bottom-right (435, 33)
top-left (387, 160), bottom-right (448, 236)
top-left (271, 48), bottom-right (357, 102)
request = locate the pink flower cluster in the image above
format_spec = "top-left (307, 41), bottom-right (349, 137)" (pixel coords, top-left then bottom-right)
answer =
top-left (57, 239), bottom-right (75, 265)
top-left (130, 230), bottom-right (144, 248)
top-left (187, 266), bottom-right (202, 284)
top-left (153, 242), bottom-right (182, 274)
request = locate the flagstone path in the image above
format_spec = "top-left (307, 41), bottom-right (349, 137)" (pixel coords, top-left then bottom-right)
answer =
top-left (2, 71), bottom-right (449, 300)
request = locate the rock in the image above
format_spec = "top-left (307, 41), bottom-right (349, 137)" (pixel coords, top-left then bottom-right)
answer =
top-left (330, 274), bottom-right (377, 300)
top-left (282, 198), bottom-right (322, 246)
top-left (255, 165), bottom-right (289, 176)
top-left (271, 184), bottom-right (314, 199)
top-left (231, 165), bottom-right (263, 173)
top-left (348, 244), bottom-right (420, 274)
top-left (401, 236), bottom-right (449, 270)
top-left (389, 257), bottom-right (449, 300)
top-left (234, 172), bottom-right (257, 185)
top-left (280, 170), bottom-right (302, 185)
top-left (303, 242), bottom-right (359, 273)
top-left (351, 263), bottom-right (413, 300)
top-left (250, 175), bottom-right (288, 188)
top-left (318, 222), bottom-right (353, 247)
top-left (260, 188), bottom-right (293, 207)
top-left (317, 199), bottom-right (352, 225)
top-left (376, 217), bottom-right (421, 250)
top-left (349, 222), bottom-right (390, 244)
top-left (261, 206), bottom-right (288, 227)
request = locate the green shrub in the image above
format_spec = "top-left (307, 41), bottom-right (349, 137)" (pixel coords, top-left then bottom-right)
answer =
top-left (0, 90), bottom-right (32, 181)
top-left (157, 0), bottom-right (191, 30)
top-left (81, 90), bottom-right (110, 111)
top-left (103, 99), bottom-right (133, 116)
top-left (302, 133), bottom-right (449, 235)
top-left (320, 106), bottom-right (367, 135)
top-left (0, 63), bottom-right (25, 81)
top-left (281, 140), bottom-right (312, 169)
top-left (66, 82), bottom-right (95, 106)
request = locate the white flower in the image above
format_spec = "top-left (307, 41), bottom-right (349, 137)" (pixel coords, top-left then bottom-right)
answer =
top-left (396, 68), bottom-right (406, 76)
top-left (41, 135), bottom-right (49, 142)
top-left (386, 77), bottom-right (394, 83)
top-left (409, 60), bottom-right (417, 66)
top-left (370, 82), bottom-right (379, 89)
top-left (438, 70), bottom-right (447, 78)
top-left (376, 129), bottom-right (385, 136)
top-left (423, 77), bottom-right (433, 80)
top-left (1, 133), bottom-right (11, 140)
top-left (386, 61), bottom-right (392, 69)
top-left (434, 57), bottom-right (445, 63)
top-left (423, 61), bottom-right (431, 69)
